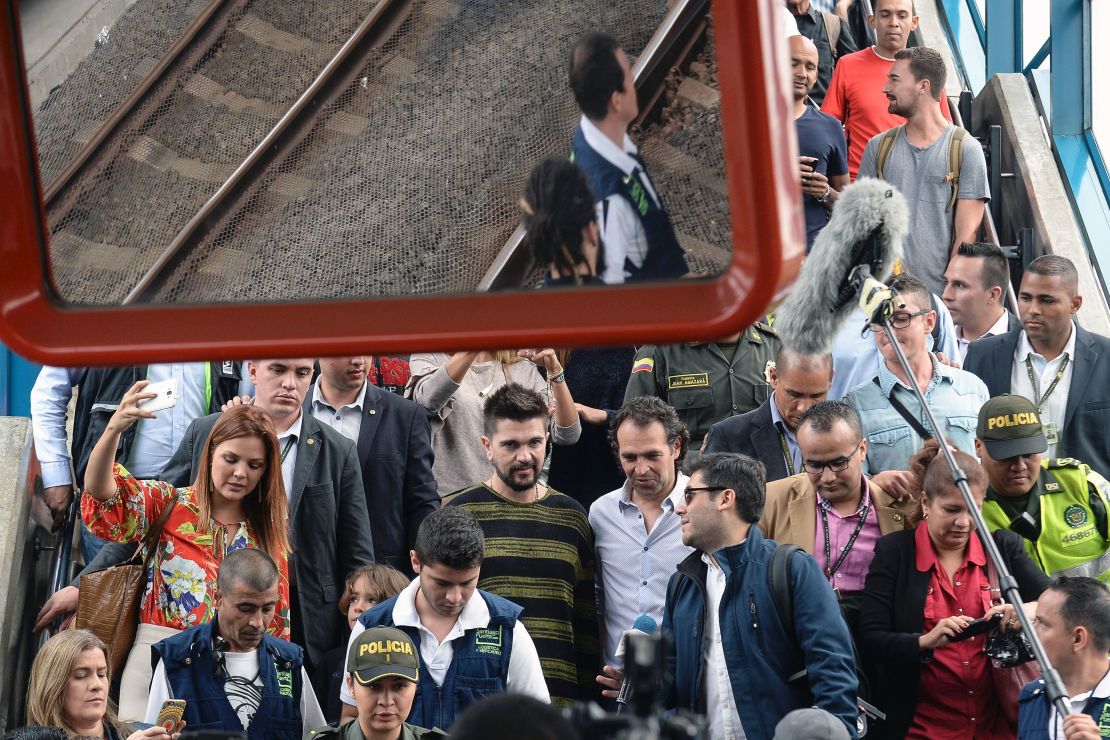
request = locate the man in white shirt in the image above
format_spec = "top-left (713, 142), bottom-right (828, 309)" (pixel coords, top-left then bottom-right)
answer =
top-left (146, 548), bottom-right (325, 738)
top-left (943, 241), bottom-right (1018, 362)
top-left (341, 507), bottom-right (548, 730)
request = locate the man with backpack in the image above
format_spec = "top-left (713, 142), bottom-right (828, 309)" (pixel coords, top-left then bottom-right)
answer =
top-left (596, 452), bottom-right (859, 739)
top-left (858, 47), bottom-right (989, 296)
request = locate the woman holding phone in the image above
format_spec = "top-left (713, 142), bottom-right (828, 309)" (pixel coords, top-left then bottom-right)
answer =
top-left (81, 383), bottom-right (291, 721)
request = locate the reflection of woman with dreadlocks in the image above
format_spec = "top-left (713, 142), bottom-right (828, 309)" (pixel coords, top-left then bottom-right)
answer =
top-left (518, 158), bottom-right (634, 508)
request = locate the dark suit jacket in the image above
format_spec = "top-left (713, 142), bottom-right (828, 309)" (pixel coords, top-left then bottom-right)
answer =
top-left (858, 528), bottom-right (1049, 739)
top-left (704, 400), bottom-right (791, 482)
top-left (964, 324), bottom-right (1110, 474)
top-left (159, 410), bottom-right (376, 666)
top-left (303, 381), bottom-right (438, 573)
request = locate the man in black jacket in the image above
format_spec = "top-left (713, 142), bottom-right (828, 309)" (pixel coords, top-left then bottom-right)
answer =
top-left (964, 255), bottom-right (1110, 474)
top-left (306, 356), bottom-right (438, 573)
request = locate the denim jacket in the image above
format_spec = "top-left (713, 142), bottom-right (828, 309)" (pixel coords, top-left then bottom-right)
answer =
top-left (846, 357), bottom-right (988, 473)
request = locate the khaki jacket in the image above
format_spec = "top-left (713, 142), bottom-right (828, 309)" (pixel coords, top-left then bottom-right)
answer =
top-left (758, 473), bottom-right (912, 551)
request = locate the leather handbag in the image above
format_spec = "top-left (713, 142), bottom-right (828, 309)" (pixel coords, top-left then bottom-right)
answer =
top-left (73, 499), bottom-right (176, 675)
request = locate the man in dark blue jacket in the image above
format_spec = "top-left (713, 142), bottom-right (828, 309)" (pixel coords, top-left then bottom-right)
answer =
top-left (597, 452), bottom-right (859, 739)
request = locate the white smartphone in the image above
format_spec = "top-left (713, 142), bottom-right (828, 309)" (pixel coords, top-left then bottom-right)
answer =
top-left (138, 378), bottom-right (179, 412)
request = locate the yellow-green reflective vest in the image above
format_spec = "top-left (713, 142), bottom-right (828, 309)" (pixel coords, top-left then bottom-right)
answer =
top-left (982, 458), bottom-right (1110, 584)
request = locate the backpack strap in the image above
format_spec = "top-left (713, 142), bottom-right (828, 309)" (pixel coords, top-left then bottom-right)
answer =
top-left (945, 127), bottom-right (968, 213)
top-left (875, 126), bottom-right (903, 181)
top-left (768, 544), bottom-right (802, 680)
top-left (822, 12), bottom-right (841, 60)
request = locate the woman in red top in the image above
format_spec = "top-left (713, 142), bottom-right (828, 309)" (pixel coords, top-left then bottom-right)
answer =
top-left (860, 441), bottom-right (1049, 739)
top-left (82, 382), bottom-right (291, 721)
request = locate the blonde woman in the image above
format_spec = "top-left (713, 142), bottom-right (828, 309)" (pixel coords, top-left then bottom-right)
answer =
top-left (25, 629), bottom-right (180, 740)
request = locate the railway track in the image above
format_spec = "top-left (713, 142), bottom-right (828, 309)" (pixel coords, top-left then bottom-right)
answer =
top-left (37, 0), bottom-right (703, 305)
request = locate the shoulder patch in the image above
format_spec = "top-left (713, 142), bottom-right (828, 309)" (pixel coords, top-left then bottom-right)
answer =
top-left (1048, 457), bottom-right (1080, 468)
top-left (631, 357), bottom-right (655, 374)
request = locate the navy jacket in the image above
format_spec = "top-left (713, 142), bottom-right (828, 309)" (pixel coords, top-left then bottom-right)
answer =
top-left (1017, 677), bottom-right (1110, 738)
top-left (704, 400), bottom-right (791, 482)
top-left (662, 528), bottom-right (859, 739)
top-left (304, 381), bottom-right (438, 573)
top-left (964, 324), bottom-right (1110, 475)
top-left (152, 620), bottom-right (305, 739)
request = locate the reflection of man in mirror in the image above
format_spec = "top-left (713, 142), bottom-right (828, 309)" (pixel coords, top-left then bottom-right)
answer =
top-left (567, 33), bottom-right (689, 285)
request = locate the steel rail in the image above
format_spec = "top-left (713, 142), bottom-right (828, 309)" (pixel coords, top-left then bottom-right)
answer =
top-left (477, 0), bottom-right (711, 292)
top-left (43, 0), bottom-right (237, 211)
top-left (122, 0), bottom-right (413, 304)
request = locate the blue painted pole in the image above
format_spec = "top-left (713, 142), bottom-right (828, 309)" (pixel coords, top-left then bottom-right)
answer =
top-left (0, 343), bottom-right (39, 417)
top-left (1050, 0), bottom-right (1091, 135)
top-left (986, 0), bottom-right (1021, 75)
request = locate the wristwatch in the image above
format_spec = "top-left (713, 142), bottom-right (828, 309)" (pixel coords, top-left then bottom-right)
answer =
top-left (816, 185), bottom-right (833, 205)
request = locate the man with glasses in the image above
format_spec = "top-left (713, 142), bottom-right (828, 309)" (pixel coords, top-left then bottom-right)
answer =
top-left (760, 401), bottom-right (914, 635)
top-left (846, 272), bottom-right (989, 474)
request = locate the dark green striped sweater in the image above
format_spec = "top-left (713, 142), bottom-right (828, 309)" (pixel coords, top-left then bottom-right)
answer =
top-left (448, 484), bottom-right (599, 705)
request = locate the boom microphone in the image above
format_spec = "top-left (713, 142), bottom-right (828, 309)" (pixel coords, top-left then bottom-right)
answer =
top-left (616, 614), bottom-right (658, 710)
top-left (776, 178), bottom-right (908, 355)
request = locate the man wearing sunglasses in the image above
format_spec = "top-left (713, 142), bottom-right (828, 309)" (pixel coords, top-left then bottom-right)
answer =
top-left (845, 272), bottom-right (988, 475)
top-left (760, 401), bottom-right (914, 635)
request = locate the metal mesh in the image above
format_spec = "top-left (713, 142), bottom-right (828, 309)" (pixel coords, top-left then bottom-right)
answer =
top-left (151, 0), bottom-right (671, 303)
top-left (41, 0), bottom-right (380, 304)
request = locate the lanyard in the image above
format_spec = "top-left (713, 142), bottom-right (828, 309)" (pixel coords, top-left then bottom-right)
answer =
top-left (778, 431), bottom-right (796, 476)
top-left (820, 499), bottom-right (871, 580)
top-left (280, 436), bottom-right (295, 463)
top-left (1025, 353), bottom-right (1070, 411)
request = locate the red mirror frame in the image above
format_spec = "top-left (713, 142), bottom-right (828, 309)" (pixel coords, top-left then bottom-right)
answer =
top-left (0, 0), bottom-right (803, 365)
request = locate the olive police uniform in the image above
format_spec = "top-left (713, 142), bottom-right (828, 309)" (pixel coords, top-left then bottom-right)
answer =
top-left (305, 720), bottom-right (446, 740)
top-left (624, 324), bottom-right (780, 456)
top-left (976, 395), bottom-right (1110, 584)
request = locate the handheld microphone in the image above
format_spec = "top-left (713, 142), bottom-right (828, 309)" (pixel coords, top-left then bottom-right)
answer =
top-left (776, 178), bottom-right (908, 355)
top-left (616, 614), bottom-right (658, 710)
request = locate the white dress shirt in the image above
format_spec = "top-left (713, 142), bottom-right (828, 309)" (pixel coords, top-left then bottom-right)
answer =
top-left (339, 577), bottom-right (550, 707)
top-left (277, 413), bottom-right (303, 498)
top-left (955, 309), bottom-right (1010, 362)
top-left (1011, 325), bottom-right (1077, 459)
top-left (703, 552), bottom-right (746, 739)
top-left (309, 380), bottom-right (367, 442)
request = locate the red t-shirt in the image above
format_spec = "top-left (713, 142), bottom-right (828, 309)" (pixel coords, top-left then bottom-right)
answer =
top-left (822, 47), bottom-right (953, 180)
top-left (907, 524), bottom-right (1009, 740)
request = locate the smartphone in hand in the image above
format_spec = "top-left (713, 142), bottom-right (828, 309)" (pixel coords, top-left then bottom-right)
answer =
top-left (156, 699), bottom-right (186, 733)
top-left (138, 378), bottom-right (179, 413)
top-left (948, 613), bottom-right (1002, 642)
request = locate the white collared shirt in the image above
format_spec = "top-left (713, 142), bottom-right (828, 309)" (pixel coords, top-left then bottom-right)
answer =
top-left (579, 115), bottom-right (661, 285)
top-left (1011, 324), bottom-right (1077, 459)
top-left (339, 578), bottom-right (550, 706)
top-left (955, 309), bottom-right (1011, 362)
top-left (702, 552), bottom-right (747, 740)
top-left (277, 413), bottom-right (303, 497)
top-left (309, 380), bottom-right (367, 442)
top-left (1048, 668), bottom-right (1110, 739)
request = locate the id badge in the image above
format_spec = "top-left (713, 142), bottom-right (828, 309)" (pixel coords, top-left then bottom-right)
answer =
top-left (1044, 421), bottom-right (1059, 445)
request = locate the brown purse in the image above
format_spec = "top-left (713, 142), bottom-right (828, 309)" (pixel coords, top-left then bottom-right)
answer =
top-left (74, 498), bottom-right (176, 675)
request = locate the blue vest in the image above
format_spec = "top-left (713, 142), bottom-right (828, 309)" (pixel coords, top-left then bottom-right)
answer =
top-left (152, 620), bottom-right (304, 740)
top-left (570, 124), bottom-right (687, 281)
top-left (1018, 678), bottom-right (1110, 738)
top-left (358, 590), bottom-right (522, 730)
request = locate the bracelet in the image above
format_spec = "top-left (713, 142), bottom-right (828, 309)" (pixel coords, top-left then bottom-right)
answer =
top-left (816, 185), bottom-right (833, 205)
top-left (550, 371), bottom-right (566, 384)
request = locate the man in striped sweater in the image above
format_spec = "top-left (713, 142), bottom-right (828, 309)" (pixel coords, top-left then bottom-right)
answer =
top-left (448, 383), bottom-right (599, 705)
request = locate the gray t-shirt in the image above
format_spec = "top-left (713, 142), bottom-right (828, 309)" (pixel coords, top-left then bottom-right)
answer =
top-left (859, 125), bottom-right (989, 294)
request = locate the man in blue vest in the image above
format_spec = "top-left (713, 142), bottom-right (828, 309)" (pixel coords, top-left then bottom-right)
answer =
top-left (1018, 576), bottom-right (1110, 738)
top-left (567, 32), bottom-right (689, 284)
top-left (145, 548), bottom-right (325, 739)
top-left (339, 507), bottom-right (549, 730)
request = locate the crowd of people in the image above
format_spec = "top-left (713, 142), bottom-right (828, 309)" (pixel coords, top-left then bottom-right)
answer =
top-left (11, 4), bottom-right (1110, 740)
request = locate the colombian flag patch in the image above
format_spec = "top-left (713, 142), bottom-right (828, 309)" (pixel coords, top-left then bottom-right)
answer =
top-left (632, 358), bottom-right (654, 373)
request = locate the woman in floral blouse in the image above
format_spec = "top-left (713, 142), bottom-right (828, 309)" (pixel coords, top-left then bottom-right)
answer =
top-left (82, 381), bottom-right (291, 721)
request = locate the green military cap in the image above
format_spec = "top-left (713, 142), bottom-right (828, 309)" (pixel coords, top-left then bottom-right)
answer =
top-left (977, 395), bottom-right (1047, 459)
top-left (348, 627), bottom-right (420, 685)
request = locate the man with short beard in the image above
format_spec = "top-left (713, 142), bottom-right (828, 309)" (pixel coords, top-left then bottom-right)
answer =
top-left (447, 384), bottom-right (598, 706)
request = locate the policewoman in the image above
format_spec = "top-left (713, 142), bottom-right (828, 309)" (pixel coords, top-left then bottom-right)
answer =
top-left (975, 395), bottom-right (1110, 584)
top-left (625, 323), bottom-right (781, 459)
top-left (306, 627), bottom-right (446, 740)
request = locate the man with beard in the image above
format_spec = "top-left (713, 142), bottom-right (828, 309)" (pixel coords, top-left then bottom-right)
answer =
top-left (447, 384), bottom-right (598, 706)
top-left (341, 507), bottom-right (549, 730)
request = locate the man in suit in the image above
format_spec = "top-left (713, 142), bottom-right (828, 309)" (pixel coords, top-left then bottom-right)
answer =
top-left (942, 241), bottom-right (1020, 362)
top-left (760, 400), bottom-right (913, 632)
top-left (703, 347), bottom-right (832, 482)
top-left (965, 255), bottom-right (1110, 474)
top-left (307, 356), bottom-right (438, 573)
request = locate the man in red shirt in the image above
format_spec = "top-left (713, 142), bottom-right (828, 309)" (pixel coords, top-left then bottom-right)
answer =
top-left (821, 0), bottom-right (951, 179)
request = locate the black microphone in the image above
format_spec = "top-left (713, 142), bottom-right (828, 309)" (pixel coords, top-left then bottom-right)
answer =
top-left (615, 614), bottom-right (658, 711)
top-left (776, 178), bottom-right (908, 355)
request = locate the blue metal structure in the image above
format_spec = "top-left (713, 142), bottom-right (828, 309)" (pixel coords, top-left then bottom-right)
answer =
top-left (0, 344), bottom-right (38, 417)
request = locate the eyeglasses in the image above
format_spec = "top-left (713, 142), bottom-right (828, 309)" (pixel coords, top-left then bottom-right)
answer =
top-left (803, 442), bottom-right (863, 474)
top-left (868, 309), bottom-right (931, 332)
top-left (683, 486), bottom-right (726, 505)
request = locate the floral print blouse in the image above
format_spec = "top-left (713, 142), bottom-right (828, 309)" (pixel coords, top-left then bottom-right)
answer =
top-left (82, 463), bottom-right (290, 638)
